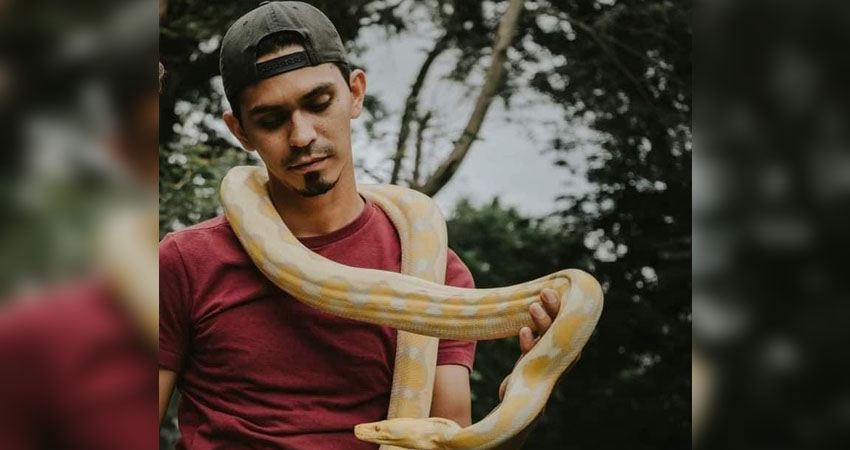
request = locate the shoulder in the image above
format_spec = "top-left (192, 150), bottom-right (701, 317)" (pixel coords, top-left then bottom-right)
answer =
top-left (161, 215), bottom-right (231, 245)
top-left (445, 248), bottom-right (475, 289)
top-left (159, 215), bottom-right (251, 299)
top-left (160, 215), bottom-right (241, 262)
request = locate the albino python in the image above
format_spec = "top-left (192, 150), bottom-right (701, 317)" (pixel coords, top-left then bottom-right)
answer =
top-left (220, 166), bottom-right (604, 450)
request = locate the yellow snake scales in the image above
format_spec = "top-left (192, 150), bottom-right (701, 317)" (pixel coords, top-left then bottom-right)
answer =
top-left (220, 166), bottom-right (604, 450)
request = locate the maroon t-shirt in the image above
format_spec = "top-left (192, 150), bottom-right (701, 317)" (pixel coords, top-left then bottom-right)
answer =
top-left (159, 197), bottom-right (476, 449)
top-left (0, 278), bottom-right (157, 450)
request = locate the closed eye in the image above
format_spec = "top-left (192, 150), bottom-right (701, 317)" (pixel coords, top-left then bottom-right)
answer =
top-left (307, 94), bottom-right (333, 113)
top-left (258, 113), bottom-right (287, 130)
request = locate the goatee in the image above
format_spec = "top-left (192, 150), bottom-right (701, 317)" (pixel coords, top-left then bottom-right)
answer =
top-left (296, 170), bottom-right (339, 197)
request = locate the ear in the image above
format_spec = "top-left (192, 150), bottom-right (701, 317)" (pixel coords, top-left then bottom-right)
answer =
top-left (223, 111), bottom-right (254, 152)
top-left (349, 69), bottom-right (367, 120)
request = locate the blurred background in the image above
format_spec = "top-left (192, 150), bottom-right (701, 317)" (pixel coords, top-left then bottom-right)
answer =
top-left (695, 0), bottom-right (850, 449)
top-left (0, 0), bottom-right (158, 448)
top-left (160, 0), bottom-right (690, 449)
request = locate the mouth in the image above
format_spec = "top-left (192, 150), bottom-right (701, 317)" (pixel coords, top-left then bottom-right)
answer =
top-left (289, 156), bottom-right (330, 172)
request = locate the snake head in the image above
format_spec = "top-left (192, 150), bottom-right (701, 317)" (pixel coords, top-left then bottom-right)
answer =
top-left (354, 417), bottom-right (462, 449)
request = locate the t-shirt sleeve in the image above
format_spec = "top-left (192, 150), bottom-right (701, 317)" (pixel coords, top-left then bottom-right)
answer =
top-left (159, 234), bottom-right (192, 372)
top-left (436, 248), bottom-right (477, 371)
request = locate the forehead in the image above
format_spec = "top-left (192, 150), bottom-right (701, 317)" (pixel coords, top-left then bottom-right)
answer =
top-left (240, 45), bottom-right (342, 111)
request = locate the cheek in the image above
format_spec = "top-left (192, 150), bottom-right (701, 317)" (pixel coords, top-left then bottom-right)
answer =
top-left (250, 129), bottom-right (287, 157)
top-left (321, 106), bottom-right (352, 147)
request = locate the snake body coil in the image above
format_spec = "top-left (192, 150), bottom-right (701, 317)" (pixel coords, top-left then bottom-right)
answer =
top-left (221, 166), bottom-right (603, 450)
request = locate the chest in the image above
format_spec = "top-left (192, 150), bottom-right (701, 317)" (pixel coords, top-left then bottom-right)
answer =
top-left (185, 230), bottom-right (403, 391)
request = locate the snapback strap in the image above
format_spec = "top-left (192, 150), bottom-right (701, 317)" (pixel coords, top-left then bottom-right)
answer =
top-left (255, 51), bottom-right (311, 79)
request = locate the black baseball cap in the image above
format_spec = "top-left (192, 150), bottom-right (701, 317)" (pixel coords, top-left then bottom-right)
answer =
top-left (220, 1), bottom-right (349, 107)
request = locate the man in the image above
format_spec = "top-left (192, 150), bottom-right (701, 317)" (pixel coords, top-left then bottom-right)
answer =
top-left (158, 2), bottom-right (561, 448)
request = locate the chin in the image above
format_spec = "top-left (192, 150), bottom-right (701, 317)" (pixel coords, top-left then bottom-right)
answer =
top-left (296, 170), bottom-right (340, 197)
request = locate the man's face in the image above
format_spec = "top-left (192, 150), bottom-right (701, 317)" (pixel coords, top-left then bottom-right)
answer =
top-left (228, 45), bottom-right (363, 197)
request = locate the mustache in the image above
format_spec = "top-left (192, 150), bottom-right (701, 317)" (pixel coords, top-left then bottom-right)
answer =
top-left (284, 144), bottom-right (336, 167)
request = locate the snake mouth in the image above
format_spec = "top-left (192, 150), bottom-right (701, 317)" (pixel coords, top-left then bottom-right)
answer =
top-left (354, 422), bottom-right (389, 444)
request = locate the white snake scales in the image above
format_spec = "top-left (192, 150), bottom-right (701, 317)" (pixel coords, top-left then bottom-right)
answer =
top-left (221, 166), bottom-right (604, 450)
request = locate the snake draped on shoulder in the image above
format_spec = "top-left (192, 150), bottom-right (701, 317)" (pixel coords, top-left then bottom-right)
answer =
top-left (220, 166), bottom-right (604, 450)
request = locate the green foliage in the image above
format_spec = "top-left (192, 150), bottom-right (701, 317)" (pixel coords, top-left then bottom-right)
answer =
top-left (445, 197), bottom-right (587, 419)
top-left (440, 5), bottom-right (692, 448)
top-left (447, 190), bottom-right (690, 450)
top-left (159, 144), bottom-right (253, 237)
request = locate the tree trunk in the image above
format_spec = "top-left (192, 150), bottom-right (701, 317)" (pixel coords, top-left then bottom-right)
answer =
top-left (418, 0), bottom-right (525, 196)
top-left (390, 34), bottom-right (450, 184)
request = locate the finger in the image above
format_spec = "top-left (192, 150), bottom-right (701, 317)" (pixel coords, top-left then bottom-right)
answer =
top-left (519, 326), bottom-right (535, 354)
top-left (541, 288), bottom-right (561, 318)
top-left (530, 302), bottom-right (553, 335)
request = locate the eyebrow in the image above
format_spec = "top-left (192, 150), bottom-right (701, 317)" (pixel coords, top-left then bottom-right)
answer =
top-left (248, 82), bottom-right (335, 117)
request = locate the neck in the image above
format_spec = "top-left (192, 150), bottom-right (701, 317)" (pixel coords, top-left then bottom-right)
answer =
top-left (268, 167), bottom-right (365, 239)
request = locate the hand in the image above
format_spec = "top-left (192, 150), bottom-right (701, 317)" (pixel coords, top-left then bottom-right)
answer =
top-left (499, 288), bottom-right (578, 401)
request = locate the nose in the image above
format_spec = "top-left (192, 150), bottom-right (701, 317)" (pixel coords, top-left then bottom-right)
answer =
top-left (288, 110), bottom-right (317, 149)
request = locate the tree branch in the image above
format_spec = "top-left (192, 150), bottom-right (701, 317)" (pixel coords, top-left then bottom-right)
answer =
top-left (356, 161), bottom-right (387, 184)
top-left (418, 0), bottom-right (525, 196)
top-left (411, 110), bottom-right (432, 188)
top-left (543, 6), bottom-right (685, 98)
top-left (539, 8), bottom-right (648, 104)
top-left (389, 34), bottom-right (450, 184)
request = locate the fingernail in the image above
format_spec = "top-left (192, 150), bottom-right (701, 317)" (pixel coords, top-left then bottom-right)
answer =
top-left (530, 303), bottom-right (545, 318)
top-left (543, 289), bottom-right (557, 304)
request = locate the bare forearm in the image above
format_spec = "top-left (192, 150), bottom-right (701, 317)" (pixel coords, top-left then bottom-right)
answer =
top-left (430, 365), bottom-right (473, 427)
top-left (159, 370), bottom-right (177, 426)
